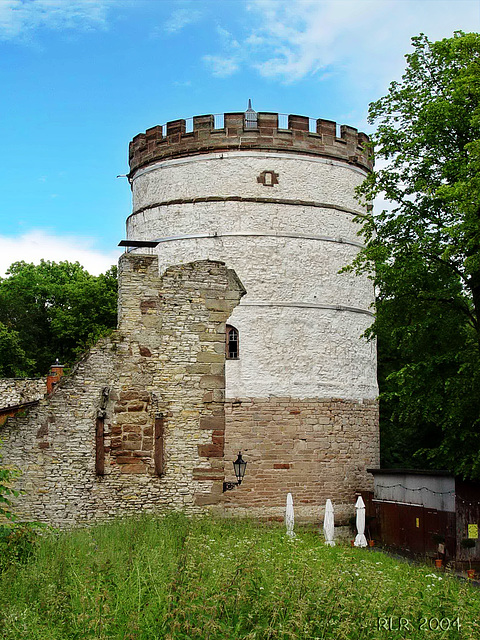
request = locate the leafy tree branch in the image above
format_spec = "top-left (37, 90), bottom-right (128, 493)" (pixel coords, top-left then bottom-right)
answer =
top-left (352, 32), bottom-right (480, 479)
top-left (0, 261), bottom-right (117, 377)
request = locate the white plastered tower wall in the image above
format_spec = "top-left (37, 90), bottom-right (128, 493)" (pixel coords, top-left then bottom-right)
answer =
top-left (126, 111), bottom-right (380, 521)
top-left (128, 153), bottom-right (377, 400)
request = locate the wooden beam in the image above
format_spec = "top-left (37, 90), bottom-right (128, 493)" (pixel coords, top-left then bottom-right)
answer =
top-left (95, 415), bottom-right (105, 476)
top-left (154, 414), bottom-right (164, 476)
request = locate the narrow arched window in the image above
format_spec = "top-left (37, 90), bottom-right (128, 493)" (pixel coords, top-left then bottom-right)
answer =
top-left (226, 325), bottom-right (239, 359)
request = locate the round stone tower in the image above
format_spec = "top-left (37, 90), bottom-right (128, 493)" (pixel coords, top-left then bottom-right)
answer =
top-left (126, 108), bottom-right (379, 522)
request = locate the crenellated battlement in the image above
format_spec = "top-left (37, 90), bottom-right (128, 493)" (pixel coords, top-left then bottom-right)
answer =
top-left (128, 112), bottom-right (373, 175)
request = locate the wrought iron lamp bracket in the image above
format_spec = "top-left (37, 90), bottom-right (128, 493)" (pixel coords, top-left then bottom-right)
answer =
top-left (223, 480), bottom-right (241, 492)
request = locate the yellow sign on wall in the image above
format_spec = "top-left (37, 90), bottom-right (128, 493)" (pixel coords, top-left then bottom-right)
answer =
top-left (415, 518), bottom-right (420, 528)
top-left (468, 524), bottom-right (478, 539)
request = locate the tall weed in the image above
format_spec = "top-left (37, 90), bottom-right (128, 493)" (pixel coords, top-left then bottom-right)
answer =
top-left (0, 514), bottom-right (478, 639)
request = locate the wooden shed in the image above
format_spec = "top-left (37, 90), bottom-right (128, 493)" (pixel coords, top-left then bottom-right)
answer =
top-left (364, 469), bottom-right (480, 571)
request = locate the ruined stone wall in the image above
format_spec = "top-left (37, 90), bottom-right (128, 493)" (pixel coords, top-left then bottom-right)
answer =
top-left (0, 378), bottom-right (46, 408)
top-left (0, 254), bottom-right (244, 527)
top-left (221, 398), bottom-right (379, 523)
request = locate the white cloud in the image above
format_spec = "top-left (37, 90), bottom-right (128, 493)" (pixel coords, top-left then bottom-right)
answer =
top-left (216, 25), bottom-right (240, 49)
top-left (214, 0), bottom-right (480, 90)
top-left (163, 6), bottom-right (201, 34)
top-left (0, 230), bottom-right (121, 277)
top-left (249, 0), bottom-right (375, 80)
top-left (244, 33), bottom-right (265, 47)
top-left (203, 24), bottom-right (243, 76)
top-left (203, 54), bottom-right (239, 77)
top-left (0, 0), bottom-right (112, 40)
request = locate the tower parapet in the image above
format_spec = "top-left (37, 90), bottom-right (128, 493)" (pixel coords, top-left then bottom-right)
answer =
top-left (129, 112), bottom-right (372, 175)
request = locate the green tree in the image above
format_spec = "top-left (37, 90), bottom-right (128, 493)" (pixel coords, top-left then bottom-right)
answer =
top-left (350, 32), bottom-right (480, 479)
top-left (0, 261), bottom-right (117, 377)
top-left (0, 323), bottom-right (34, 377)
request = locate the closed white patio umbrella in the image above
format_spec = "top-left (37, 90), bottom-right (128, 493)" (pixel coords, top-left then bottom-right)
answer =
top-left (285, 492), bottom-right (295, 537)
top-left (354, 495), bottom-right (368, 547)
top-left (323, 499), bottom-right (335, 546)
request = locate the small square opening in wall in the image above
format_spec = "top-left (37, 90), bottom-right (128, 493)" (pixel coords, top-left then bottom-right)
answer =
top-left (257, 170), bottom-right (279, 187)
top-left (226, 325), bottom-right (239, 359)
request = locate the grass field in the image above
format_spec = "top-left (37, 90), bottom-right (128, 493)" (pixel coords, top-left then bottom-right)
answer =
top-left (0, 514), bottom-right (479, 639)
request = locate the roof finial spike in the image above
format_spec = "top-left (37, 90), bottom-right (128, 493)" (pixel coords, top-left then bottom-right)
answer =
top-left (244, 99), bottom-right (257, 129)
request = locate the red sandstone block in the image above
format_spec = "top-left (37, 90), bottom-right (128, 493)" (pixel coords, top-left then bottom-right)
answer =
top-left (126, 433), bottom-right (142, 442)
top-left (122, 425), bottom-right (142, 434)
top-left (131, 133), bottom-right (146, 146)
top-left (258, 112), bottom-right (278, 128)
top-left (127, 403), bottom-right (145, 412)
top-left (198, 443), bottom-right (223, 458)
top-left (193, 468), bottom-right (224, 481)
top-left (339, 124), bottom-right (357, 144)
top-left (226, 128), bottom-right (240, 138)
top-left (120, 391), bottom-right (150, 401)
top-left (292, 130), bottom-right (308, 140)
top-left (145, 125), bottom-right (163, 140)
top-left (171, 133), bottom-right (184, 145)
top-left (121, 442), bottom-right (140, 451)
top-left (120, 464), bottom-right (147, 474)
top-left (193, 114), bottom-right (214, 131)
top-left (116, 456), bottom-right (138, 464)
top-left (195, 492), bottom-right (221, 506)
top-left (140, 299), bottom-right (157, 314)
top-left (199, 415), bottom-right (225, 430)
top-left (224, 112), bottom-right (243, 128)
top-left (194, 474), bottom-right (224, 481)
top-left (166, 119), bottom-right (186, 136)
top-left (273, 463), bottom-right (291, 469)
top-left (142, 438), bottom-right (153, 450)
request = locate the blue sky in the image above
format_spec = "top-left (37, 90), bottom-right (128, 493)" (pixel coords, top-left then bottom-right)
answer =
top-left (0, 0), bottom-right (478, 275)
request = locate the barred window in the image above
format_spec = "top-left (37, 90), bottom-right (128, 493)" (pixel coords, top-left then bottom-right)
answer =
top-left (226, 325), bottom-right (239, 359)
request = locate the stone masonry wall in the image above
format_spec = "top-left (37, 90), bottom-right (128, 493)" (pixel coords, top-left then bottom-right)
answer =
top-left (129, 112), bottom-right (372, 173)
top-left (0, 254), bottom-right (244, 527)
top-left (0, 378), bottom-right (46, 408)
top-left (220, 397), bottom-right (379, 523)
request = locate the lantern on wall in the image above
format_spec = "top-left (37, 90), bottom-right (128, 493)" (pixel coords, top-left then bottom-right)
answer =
top-left (223, 451), bottom-right (247, 492)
